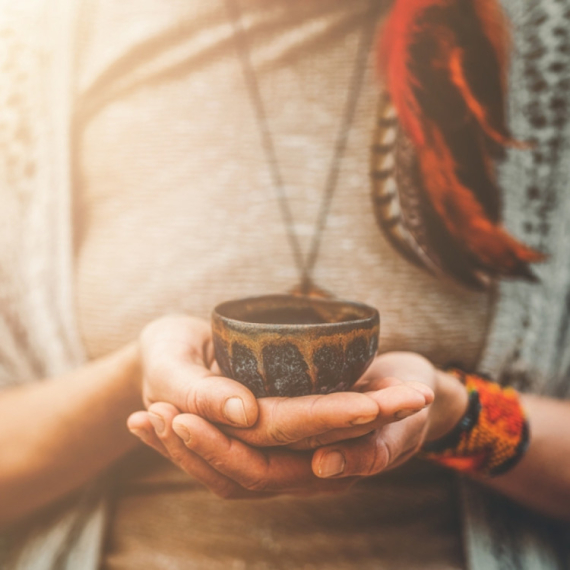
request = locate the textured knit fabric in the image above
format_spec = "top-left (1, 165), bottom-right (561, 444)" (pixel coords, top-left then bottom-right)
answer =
top-left (0, 2), bottom-right (103, 569)
top-left (460, 2), bottom-right (570, 568)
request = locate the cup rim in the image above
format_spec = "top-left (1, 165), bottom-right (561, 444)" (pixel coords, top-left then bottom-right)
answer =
top-left (212, 294), bottom-right (379, 332)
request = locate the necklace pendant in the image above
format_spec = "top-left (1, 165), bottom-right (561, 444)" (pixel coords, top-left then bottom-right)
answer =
top-left (288, 279), bottom-right (334, 299)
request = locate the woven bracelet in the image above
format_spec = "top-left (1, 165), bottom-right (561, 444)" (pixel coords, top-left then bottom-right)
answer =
top-left (421, 370), bottom-right (530, 477)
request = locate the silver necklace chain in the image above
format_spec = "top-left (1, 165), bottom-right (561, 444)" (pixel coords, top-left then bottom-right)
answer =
top-left (225, 0), bottom-right (377, 293)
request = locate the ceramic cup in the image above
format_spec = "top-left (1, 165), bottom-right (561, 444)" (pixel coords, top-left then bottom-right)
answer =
top-left (212, 294), bottom-right (379, 397)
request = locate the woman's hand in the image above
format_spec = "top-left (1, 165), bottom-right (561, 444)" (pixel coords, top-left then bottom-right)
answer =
top-left (128, 350), bottom-right (466, 498)
top-left (135, 314), bottom-right (410, 432)
top-left (309, 353), bottom-right (468, 478)
top-left (137, 315), bottom-right (259, 428)
top-left (133, 315), bottom-right (429, 464)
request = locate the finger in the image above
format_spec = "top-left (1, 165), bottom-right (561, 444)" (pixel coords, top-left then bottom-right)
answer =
top-left (360, 352), bottom-right (436, 390)
top-left (352, 371), bottom-right (404, 392)
top-left (148, 362), bottom-right (259, 428)
top-left (181, 371), bottom-right (259, 427)
top-left (221, 391), bottom-right (381, 447)
top-left (172, 413), bottom-right (354, 495)
top-left (312, 409), bottom-right (429, 478)
top-left (127, 411), bottom-right (169, 458)
top-left (355, 372), bottom-right (435, 407)
top-left (354, 352), bottom-right (437, 397)
top-left (141, 316), bottom-right (259, 427)
top-left (288, 382), bottom-right (431, 449)
top-left (225, 381), bottom-right (431, 449)
top-left (365, 381), bottom-right (431, 419)
top-left (402, 380), bottom-right (435, 404)
top-left (146, 402), bottom-right (269, 499)
top-left (287, 422), bottom-right (380, 450)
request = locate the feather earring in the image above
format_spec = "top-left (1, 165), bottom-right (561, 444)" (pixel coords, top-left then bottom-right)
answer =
top-left (372, 0), bottom-right (544, 289)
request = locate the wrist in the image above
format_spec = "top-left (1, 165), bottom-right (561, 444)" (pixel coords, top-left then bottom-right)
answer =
top-left (425, 369), bottom-right (469, 442)
top-left (421, 372), bottom-right (530, 477)
top-left (113, 341), bottom-right (144, 410)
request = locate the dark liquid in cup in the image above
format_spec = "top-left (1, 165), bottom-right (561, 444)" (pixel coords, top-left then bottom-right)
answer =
top-left (245, 307), bottom-right (327, 325)
top-left (244, 307), bottom-right (361, 325)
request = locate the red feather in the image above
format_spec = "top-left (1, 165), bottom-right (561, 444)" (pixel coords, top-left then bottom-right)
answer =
top-left (377, 0), bottom-right (545, 279)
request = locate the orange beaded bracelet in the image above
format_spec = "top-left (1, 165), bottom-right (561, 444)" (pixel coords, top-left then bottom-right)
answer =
top-left (422, 371), bottom-right (530, 477)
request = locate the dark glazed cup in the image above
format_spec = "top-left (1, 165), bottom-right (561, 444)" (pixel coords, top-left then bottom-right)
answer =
top-left (212, 295), bottom-right (380, 398)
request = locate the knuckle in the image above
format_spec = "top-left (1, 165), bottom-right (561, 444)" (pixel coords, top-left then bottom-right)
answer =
top-left (168, 447), bottom-right (189, 466)
top-left (377, 438), bottom-right (393, 470)
top-left (184, 378), bottom-right (217, 418)
top-left (185, 385), bottom-right (201, 416)
top-left (199, 437), bottom-right (235, 471)
top-left (198, 448), bottom-right (224, 469)
top-left (185, 386), bottom-right (215, 420)
top-left (243, 476), bottom-right (269, 492)
top-left (364, 436), bottom-right (390, 475)
top-left (307, 395), bottom-right (323, 416)
top-left (264, 400), bottom-right (292, 444)
top-left (305, 434), bottom-right (325, 449)
top-left (308, 396), bottom-right (329, 430)
top-left (267, 425), bottom-right (292, 445)
top-left (207, 456), bottom-right (228, 472)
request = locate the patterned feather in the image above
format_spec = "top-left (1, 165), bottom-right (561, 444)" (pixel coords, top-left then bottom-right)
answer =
top-left (374, 0), bottom-right (545, 286)
top-left (371, 94), bottom-right (492, 289)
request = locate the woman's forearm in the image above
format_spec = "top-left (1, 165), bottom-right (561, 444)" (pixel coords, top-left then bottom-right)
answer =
top-left (0, 314), bottom-right (268, 529)
top-left (0, 342), bottom-right (143, 528)
top-left (427, 371), bottom-right (570, 521)
top-left (484, 394), bottom-right (570, 521)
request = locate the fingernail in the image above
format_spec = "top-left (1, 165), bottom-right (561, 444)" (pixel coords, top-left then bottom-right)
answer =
top-left (129, 427), bottom-right (148, 441)
top-left (148, 412), bottom-right (165, 434)
top-left (172, 422), bottom-right (191, 444)
top-left (223, 397), bottom-right (248, 426)
top-left (395, 408), bottom-right (422, 420)
top-left (318, 451), bottom-right (346, 478)
top-left (408, 382), bottom-right (434, 401)
top-left (351, 413), bottom-right (378, 426)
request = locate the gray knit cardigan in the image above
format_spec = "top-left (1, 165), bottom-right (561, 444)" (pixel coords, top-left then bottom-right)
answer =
top-left (0, 0), bottom-right (568, 568)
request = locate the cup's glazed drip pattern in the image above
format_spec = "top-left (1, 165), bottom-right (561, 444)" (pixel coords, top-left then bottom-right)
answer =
top-left (212, 295), bottom-right (380, 397)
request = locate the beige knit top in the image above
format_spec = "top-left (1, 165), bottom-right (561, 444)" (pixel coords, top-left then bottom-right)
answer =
top-left (73, 0), bottom-right (491, 568)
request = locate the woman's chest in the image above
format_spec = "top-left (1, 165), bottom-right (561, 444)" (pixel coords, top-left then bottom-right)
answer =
top-left (74, 0), bottom-right (490, 364)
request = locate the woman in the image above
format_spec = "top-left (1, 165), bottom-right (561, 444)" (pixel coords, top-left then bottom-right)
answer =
top-left (0, 0), bottom-right (569, 568)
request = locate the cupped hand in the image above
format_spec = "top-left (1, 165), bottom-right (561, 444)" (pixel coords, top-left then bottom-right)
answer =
top-left (134, 314), bottom-right (407, 432)
top-left (311, 352), bottom-right (468, 478)
top-left (136, 314), bottom-right (260, 428)
top-left (311, 356), bottom-right (434, 478)
top-left (128, 349), bottom-right (457, 499)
